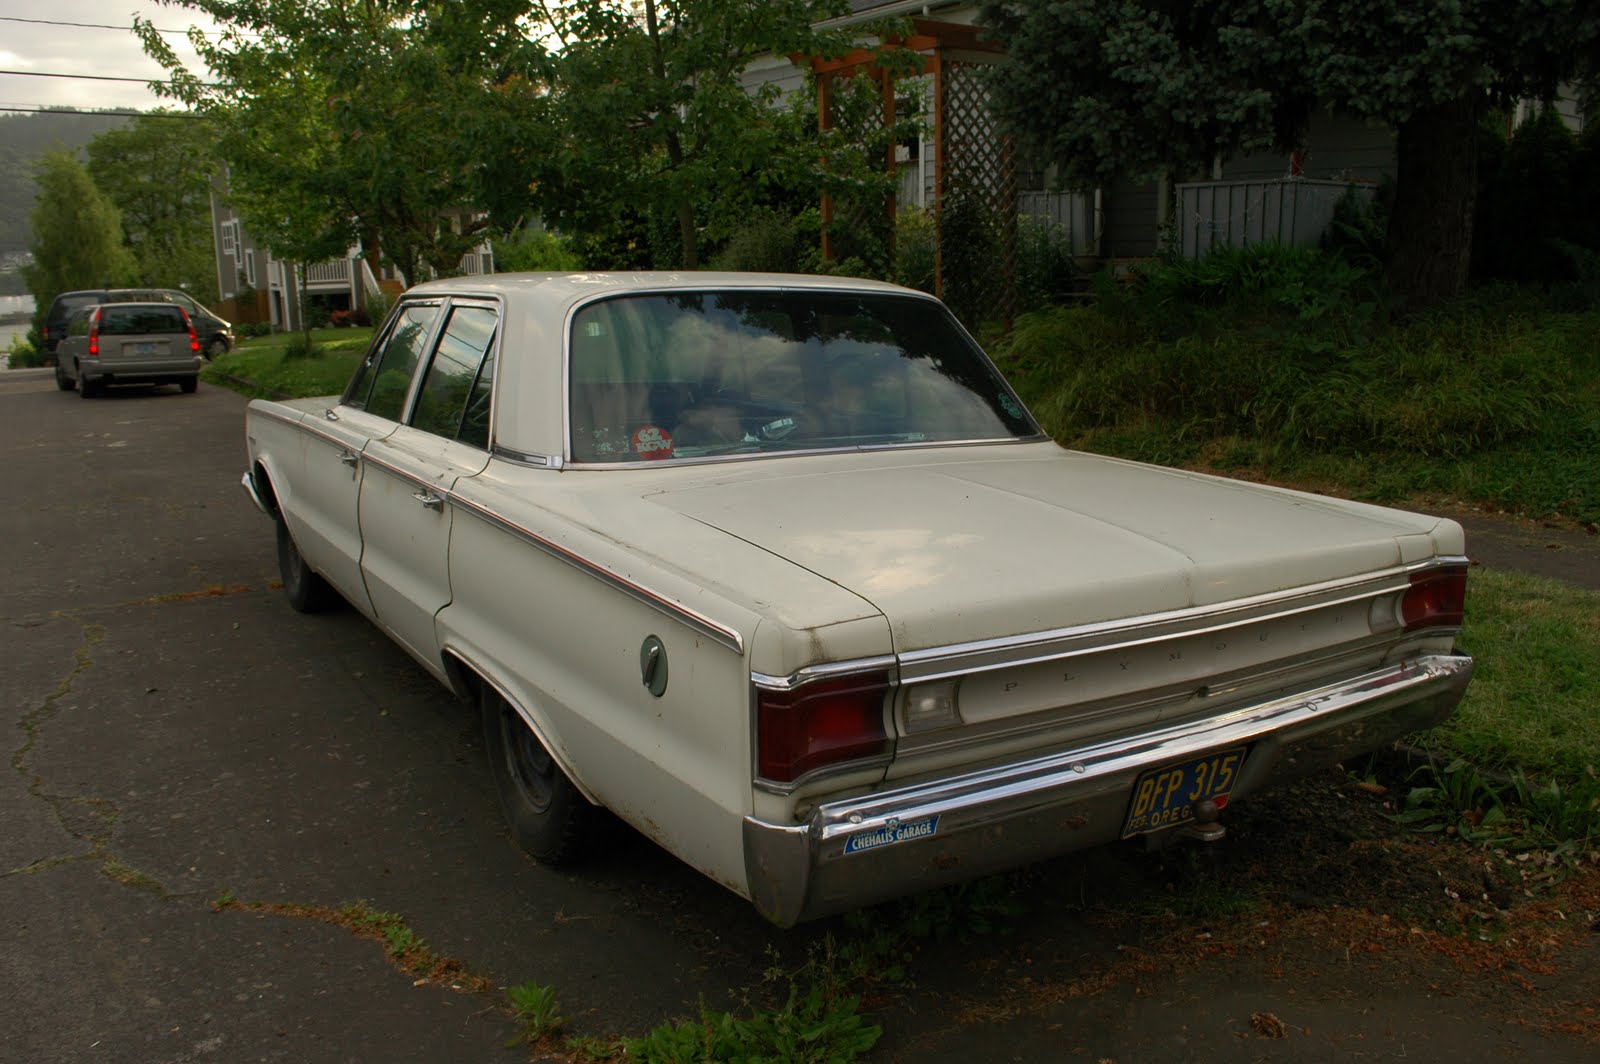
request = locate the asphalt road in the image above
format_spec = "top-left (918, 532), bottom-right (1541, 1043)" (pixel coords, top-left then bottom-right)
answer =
top-left (3, 367), bottom-right (1596, 1064)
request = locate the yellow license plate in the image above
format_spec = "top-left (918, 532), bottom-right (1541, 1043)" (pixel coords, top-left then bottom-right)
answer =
top-left (1120, 747), bottom-right (1246, 838)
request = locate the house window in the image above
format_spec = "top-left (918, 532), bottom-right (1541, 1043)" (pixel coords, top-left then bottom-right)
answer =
top-left (244, 250), bottom-right (257, 288)
top-left (221, 220), bottom-right (237, 257)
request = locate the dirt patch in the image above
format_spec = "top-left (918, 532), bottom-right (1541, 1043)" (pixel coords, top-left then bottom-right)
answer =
top-left (877, 766), bottom-right (1600, 1059)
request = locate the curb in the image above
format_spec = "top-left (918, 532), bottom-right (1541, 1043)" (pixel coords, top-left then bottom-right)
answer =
top-left (208, 371), bottom-right (294, 401)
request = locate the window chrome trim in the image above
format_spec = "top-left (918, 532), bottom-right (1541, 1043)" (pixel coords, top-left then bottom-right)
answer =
top-left (563, 435), bottom-right (1050, 471)
top-left (491, 444), bottom-right (559, 469)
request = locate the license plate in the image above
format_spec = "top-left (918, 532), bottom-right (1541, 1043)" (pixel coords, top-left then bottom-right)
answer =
top-left (1121, 747), bottom-right (1246, 838)
top-left (132, 342), bottom-right (158, 355)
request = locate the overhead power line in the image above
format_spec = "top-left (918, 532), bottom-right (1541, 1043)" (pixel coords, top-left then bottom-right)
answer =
top-left (0, 69), bottom-right (222, 87)
top-left (0, 106), bottom-right (206, 119)
top-left (0, 15), bottom-right (250, 37)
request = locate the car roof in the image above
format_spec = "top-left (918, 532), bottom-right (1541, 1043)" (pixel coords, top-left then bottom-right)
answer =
top-left (403, 270), bottom-right (918, 305)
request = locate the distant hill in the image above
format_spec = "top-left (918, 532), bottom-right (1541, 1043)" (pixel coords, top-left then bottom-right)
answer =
top-left (0, 109), bottom-right (132, 255)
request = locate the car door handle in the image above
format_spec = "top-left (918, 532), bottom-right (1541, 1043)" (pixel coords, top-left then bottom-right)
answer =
top-left (338, 450), bottom-right (359, 468)
top-left (323, 408), bottom-right (340, 422)
top-left (411, 489), bottom-right (444, 511)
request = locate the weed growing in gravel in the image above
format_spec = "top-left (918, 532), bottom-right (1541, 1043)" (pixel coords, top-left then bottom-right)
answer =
top-left (505, 981), bottom-right (564, 1045)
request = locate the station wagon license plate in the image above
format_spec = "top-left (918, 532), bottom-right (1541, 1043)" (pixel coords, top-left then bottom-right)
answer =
top-left (132, 342), bottom-right (159, 355)
top-left (1121, 747), bottom-right (1246, 837)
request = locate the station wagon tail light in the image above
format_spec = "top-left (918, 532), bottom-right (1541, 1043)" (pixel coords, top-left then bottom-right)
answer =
top-left (87, 311), bottom-right (100, 357)
top-left (181, 309), bottom-right (200, 354)
top-left (756, 672), bottom-right (892, 784)
top-left (1400, 564), bottom-right (1468, 631)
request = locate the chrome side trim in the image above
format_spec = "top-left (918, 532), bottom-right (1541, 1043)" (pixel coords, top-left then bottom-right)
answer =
top-left (447, 492), bottom-right (745, 654)
top-left (751, 656), bottom-right (900, 692)
top-left (897, 556), bottom-right (1469, 682)
top-left (240, 470), bottom-right (270, 516)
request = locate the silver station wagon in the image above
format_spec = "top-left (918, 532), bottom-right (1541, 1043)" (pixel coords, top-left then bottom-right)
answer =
top-left (240, 272), bottom-right (1473, 925)
top-left (56, 302), bottom-right (204, 397)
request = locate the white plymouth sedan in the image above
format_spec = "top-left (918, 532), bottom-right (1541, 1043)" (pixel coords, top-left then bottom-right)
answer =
top-left (242, 273), bottom-right (1473, 925)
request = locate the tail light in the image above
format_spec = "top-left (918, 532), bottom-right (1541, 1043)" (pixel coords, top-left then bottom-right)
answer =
top-left (756, 671), bottom-right (892, 785)
top-left (181, 309), bottom-right (200, 354)
top-left (1401, 564), bottom-right (1468, 631)
top-left (87, 309), bottom-right (100, 357)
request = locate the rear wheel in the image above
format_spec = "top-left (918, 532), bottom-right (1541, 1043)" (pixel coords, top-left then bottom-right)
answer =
top-left (179, 375), bottom-right (198, 394)
top-left (206, 336), bottom-right (229, 360)
top-left (54, 361), bottom-right (72, 391)
top-left (275, 514), bottom-right (335, 612)
top-left (78, 371), bottom-right (98, 399)
top-left (481, 684), bottom-right (594, 864)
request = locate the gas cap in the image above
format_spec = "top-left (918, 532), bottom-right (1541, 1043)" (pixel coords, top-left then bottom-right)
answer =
top-left (640, 635), bottom-right (668, 697)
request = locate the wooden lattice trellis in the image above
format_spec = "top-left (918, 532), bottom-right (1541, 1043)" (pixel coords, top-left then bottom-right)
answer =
top-left (808, 20), bottom-right (1017, 328)
top-left (937, 60), bottom-right (1018, 328)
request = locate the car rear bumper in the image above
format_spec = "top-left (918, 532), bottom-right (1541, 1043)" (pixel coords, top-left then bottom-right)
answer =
top-left (81, 355), bottom-right (202, 383)
top-left (742, 652), bottom-right (1473, 927)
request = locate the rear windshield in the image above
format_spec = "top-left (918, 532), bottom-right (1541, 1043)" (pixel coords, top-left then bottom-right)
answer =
top-left (568, 290), bottom-right (1039, 463)
top-left (100, 306), bottom-right (187, 335)
top-left (52, 294), bottom-right (101, 321)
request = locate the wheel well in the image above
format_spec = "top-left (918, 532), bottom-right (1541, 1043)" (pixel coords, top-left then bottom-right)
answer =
top-left (441, 651), bottom-right (484, 703)
top-left (251, 461), bottom-right (282, 519)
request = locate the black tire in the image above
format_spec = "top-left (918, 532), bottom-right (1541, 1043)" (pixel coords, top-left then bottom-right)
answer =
top-left (179, 375), bottom-right (198, 394)
top-left (206, 336), bottom-right (229, 360)
top-left (78, 371), bottom-right (98, 399)
top-left (54, 361), bottom-right (73, 391)
top-left (275, 514), bottom-right (336, 613)
top-left (481, 684), bottom-right (594, 864)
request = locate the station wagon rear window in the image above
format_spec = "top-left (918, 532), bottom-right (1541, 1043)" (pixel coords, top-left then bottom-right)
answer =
top-left (100, 306), bottom-right (187, 335)
top-left (568, 291), bottom-right (1039, 463)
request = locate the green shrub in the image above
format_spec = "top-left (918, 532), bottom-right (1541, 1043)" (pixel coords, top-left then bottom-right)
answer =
top-left (709, 210), bottom-right (798, 272)
top-left (994, 243), bottom-right (1598, 522)
top-left (492, 227), bottom-right (583, 272)
top-left (892, 205), bottom-right (938, 293)
top-left (1015, 215), bottom-right (1078, 311)
top-left (6, 337), bottom-right (46, 368)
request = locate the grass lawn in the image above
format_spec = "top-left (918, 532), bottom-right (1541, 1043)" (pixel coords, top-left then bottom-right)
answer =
top-left (1423, 569), bottom-right (1600, 784)
top-left (204, 327), bottom-right (371, 397)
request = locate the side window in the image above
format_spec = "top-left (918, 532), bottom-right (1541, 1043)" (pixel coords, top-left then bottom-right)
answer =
top-left (346, 302), bottom-right (441, 419)
top-left (410, 304), bottom-right (499, 446)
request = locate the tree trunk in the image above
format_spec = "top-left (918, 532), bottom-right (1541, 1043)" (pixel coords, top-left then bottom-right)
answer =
top-left (1385, 97), bottom-right (1482, 312)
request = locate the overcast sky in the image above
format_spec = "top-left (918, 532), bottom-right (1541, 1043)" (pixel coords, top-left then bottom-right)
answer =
top-left (0, 1), bottom-right (222, 114)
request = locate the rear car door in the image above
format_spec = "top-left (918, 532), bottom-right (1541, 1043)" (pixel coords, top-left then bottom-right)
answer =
top-left (357, 299), bottom-right (498, 666)
top-left (286, 301), bottom-right (443, 613)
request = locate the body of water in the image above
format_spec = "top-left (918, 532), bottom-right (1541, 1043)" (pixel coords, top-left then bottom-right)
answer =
top-left (2, 294), bottom-right (37, 367)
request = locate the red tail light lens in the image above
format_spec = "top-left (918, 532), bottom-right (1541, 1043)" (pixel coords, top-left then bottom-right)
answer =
top-left (757, 672), bottom-right (892, 784)
top-left (181, 309), bottom-right (200, 354)
top-left (87, 310), bottom-right (100, 357)
top-left (1401, 564), bottom-right (1468, 631)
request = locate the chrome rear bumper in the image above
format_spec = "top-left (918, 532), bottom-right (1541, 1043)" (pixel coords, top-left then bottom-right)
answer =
top-left (743, 653), bottom-right (1472, 926)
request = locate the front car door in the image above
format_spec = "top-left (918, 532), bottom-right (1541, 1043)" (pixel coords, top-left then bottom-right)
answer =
top-left (357, 299), bottom-right (499, 670)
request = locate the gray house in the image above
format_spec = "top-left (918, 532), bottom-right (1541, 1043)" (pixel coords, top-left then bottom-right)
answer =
top-left (760, 1), bottom-right (1588, 319)
top-left (208, 170), bottom-right (494, 333)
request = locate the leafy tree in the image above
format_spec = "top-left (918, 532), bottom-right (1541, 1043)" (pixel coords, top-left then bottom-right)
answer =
top-left (22, 152), bottom-right (135, 316)
top-left (535, 0), bottom-right (855, 268)
top-left (136, 1), bottom-right (536, 287)
top-left (981, 0), bottom-right (1600, 310)
top-left (85, 113), bottom-right (220, 304)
